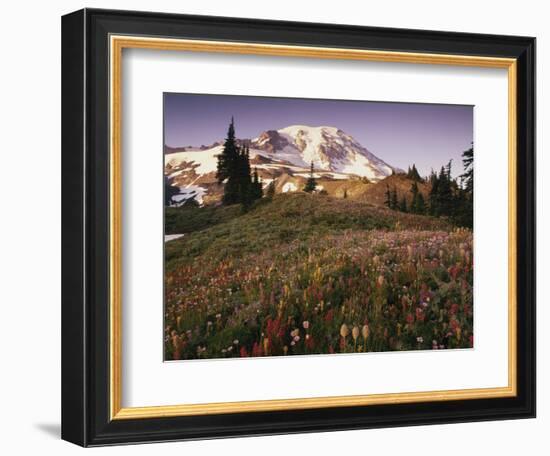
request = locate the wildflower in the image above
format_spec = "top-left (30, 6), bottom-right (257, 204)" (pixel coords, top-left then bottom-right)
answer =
top-left (233, 339), bottom-right (239, 345)
top-left (416, 336), bottom-right (423, 343)
top-left (352, 326), bottom-right (360, 341)
top-left (361, 324), bottom-right (370, 340)
top-left (340, 324), bottom-right (349, 339)
top-left (302, 321), bottom-right (310, 330)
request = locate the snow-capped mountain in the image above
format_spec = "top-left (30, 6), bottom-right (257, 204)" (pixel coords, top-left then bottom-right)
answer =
top-left (250, 125), bottom-right (395, 180)
top-left (164, 125), bottom-right (400, 205)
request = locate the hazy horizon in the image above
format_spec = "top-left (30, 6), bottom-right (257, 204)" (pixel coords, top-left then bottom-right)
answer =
top-left (164, 93), bottom-right (473, 177)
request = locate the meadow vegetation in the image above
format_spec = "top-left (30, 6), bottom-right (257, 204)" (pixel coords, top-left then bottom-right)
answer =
top-left (164, 193), bottom-right (473, 360)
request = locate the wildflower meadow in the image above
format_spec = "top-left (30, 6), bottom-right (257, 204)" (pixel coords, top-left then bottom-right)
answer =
top-left (164, 194), bottom-right (473, 360)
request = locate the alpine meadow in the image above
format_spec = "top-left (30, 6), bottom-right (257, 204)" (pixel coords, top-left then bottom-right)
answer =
top-left (163, 94), bottom-right (474, 361)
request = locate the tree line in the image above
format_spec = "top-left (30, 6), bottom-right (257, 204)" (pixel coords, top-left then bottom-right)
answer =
top-left (384, 145), bottom-right (473, 228)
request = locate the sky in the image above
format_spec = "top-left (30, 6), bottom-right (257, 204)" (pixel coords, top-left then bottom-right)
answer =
top-left (164, 93), bottom-right (473, 177)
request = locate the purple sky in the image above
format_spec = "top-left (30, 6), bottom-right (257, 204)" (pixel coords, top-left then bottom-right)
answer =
top-left (164, 93), bottom-right (473, 177)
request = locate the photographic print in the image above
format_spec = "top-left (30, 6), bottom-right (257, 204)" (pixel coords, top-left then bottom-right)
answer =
top-left (164, 93), bottom-right (474, 361)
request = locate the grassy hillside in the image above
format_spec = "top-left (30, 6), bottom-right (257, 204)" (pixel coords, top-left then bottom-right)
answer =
top-left (165, 193), bottom-right (450, 268)
top-left (164, 193), bottom-right (473, 360)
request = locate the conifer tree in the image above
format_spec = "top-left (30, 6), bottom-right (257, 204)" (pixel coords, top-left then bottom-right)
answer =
top-left (407, 164), bottom-right (422, 182)
top-left (250, 167), bottom-right (263, 201)
top-left (416, 192), bottom-right (426, 214)
top-left (461, 144), bottom-right (474, 194)
top-left (384, 185), bottom-right (391, 208)
top-left (303, 161), bottom-right (317, 193)
top-left (399, 196), bottom-right (408, 212)
top-left (343, 189), bottom-right (348, 199)
top-left (391, 187), bottom-right (398, 210)
top-left (216, 118), bottom-right (241, 205)
top-left (236, 145), bottom-right (252, 205)
top-left (216, 120), bottom-right (259, 207)
top-left (410, 181), bottom-right (419, 213)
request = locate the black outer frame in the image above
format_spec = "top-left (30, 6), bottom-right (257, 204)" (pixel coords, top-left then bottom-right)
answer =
top-left (61, 8), bottom-right (536, 447)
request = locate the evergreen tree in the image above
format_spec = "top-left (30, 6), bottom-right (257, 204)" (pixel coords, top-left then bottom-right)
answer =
top-left (455, 144), bottom-right (474, 227)
top-left (391, 187), bottom-right (398, 210)
top-left (461, 144), bottom-right (474, 194)
top-left (384, 185), bottom-right (392, 208)
top-left (250, 167), bottom-right (263, 201)
top-left (216, 118), bottom-right (241, 205)
top-left (440, 160), bottom-right (454, 216)
top-left (303, 161), bottom-right (317, 193)
top-left (410, 181), bottom-right (419, 213)
top-left (399, 196), bottom-right (408, 212)
top-left (236, 145), bottom-right (252, 206)
top-left (343, 189), bottom-right (348, 199)
top-left (407, 164), bottom-right (422, 182)
top-left (428, 170), bottom-right (440, 216)
top-left (216, 120), bottom-right (259, 207)
top-left (416, 192), bottom-right (426, 214)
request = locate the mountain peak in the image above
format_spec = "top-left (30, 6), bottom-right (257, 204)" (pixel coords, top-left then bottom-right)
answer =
top-left (250, 124), bottom-right (395, 180)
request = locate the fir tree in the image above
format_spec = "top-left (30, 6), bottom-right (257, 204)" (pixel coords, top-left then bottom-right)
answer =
top-left (399, 196), bottom-right (408, 212)
top-left (416, 192), bottom-right (426, 214)
top-left (407, 164), bottom-right (422, 182)
top-left (391, 187), bottom-right (398, 210)
top-left (460, 144), bottom-right (474, 194)
top-left (216, 120), bottom-right (259, 207)
top-left (410, 181), bottom-right (419, 213)
top-left (384, 185), bottom-right (392, 208)
top-left (216, 118), bottom-right (241, 205)
top-left (237, 145), bottom-right (252, 206)
top-left (250, 167), bottom-right (263, 201)
top-left (303, 161), bottom-right (317, 193)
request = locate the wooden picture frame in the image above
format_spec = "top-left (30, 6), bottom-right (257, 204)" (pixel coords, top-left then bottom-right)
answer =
top-left (62, 8), bottom-right (535, 446)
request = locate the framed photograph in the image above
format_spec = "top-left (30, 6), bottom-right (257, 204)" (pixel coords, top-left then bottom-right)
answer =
top-left (62, 8), bottom-right (535, 446)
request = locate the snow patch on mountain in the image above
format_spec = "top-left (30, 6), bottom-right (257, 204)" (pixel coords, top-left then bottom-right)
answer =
top-left (282, 182), bottom-right (298, 193)
top-left (165, 146), bottom-right (222, 174)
